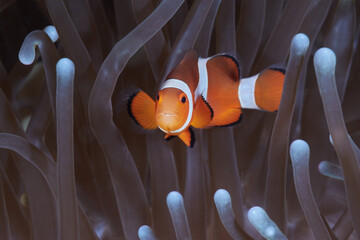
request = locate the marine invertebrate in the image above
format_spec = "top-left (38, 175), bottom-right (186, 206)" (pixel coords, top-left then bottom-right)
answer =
top-left (0, 0), bottom-right (359, 239)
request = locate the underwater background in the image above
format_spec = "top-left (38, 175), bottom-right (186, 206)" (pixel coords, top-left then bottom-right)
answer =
top-left (0, 0), bottom-right (359, 239)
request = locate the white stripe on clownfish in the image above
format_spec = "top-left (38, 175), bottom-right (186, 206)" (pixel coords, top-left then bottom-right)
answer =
top-left (238, 74), bottom-right (261, 110)
top-left (159, 79), bottom-right (194, 134)
top-left (195, 57), bottom-right (211, 101)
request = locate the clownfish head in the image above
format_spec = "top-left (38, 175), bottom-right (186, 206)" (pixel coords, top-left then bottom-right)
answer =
top-left (155, 88), bottom-right (190, 133)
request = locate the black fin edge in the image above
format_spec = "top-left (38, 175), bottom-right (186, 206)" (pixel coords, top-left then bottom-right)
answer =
top-left (201, 95), bottom-right (214, 119)
top-left (269, 67), bottom-right (286, 75)
top-left (165, 135), bottom-right (176, 141)
top-left (127, 90), bottom-right (142, 127)
top-left (189, 127), bottom-right (195, 148)
top-left (215, 53), bottom-right (241, 80)
top-left (215, 112), bottom-right (243, 128)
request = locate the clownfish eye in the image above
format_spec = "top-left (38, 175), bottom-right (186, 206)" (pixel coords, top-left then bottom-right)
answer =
top-left (156, 94), bottom-right (159, 101)
top-left (181, 96), bottom-right (186, 103)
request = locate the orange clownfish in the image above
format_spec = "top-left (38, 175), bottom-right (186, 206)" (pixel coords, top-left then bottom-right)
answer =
top-left (127, 50), bottom-right (285, 147)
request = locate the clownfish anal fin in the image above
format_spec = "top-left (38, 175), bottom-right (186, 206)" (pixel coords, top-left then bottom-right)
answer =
top-left (214, 108), bottom-right (242, 127)
top-left (255, 67), bottom-right (286, 112)
top-left (178, 127), bottom-right (195, 148)
top-left (191, 96), bottom-right (213, 129)
top-left (127, 90), bottom-right (157, 129)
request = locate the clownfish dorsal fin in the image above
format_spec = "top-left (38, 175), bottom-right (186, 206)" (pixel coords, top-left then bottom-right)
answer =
top-left (191, 96), bottom-right (213, 129)
top-left (127, 90), bottom-right (157, 129)
top-left (178, 127), bottom-right (195, 147)
top-left (182, 49), bottom-right (199, 63)
top-left (207, 54), bottom-right (240, 82)
top-left (167, 50), bottom-right (199, 85)
top-left (254, 67), bottom-right (285, 112)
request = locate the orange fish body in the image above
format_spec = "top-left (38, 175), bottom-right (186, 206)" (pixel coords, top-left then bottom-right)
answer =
top-left (128, 50), bottom-right (285, 147)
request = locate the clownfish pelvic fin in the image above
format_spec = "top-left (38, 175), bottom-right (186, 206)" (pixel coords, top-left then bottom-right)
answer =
top-left (164, 128), bottom-right (195, 147)
top-left (164, 134), bottom-right (176, 141)
top-left (127, 90), bottom-right (157, 129)
top-left (178, 127), bottom-right (195, 147)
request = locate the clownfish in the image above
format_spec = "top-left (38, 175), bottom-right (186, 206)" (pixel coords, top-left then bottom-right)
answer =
top-left (127, 50), bottom-right (285, 147)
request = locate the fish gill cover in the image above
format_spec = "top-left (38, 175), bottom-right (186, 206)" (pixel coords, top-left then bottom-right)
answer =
top-left (0, 0), bottom-right (359, 239)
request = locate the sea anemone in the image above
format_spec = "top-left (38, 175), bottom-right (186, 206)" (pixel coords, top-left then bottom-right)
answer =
top-left (0, 0), bottom-right (359, 239)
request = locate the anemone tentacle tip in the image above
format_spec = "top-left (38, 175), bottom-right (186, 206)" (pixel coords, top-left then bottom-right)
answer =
top-left (166, 191), bottom-right (183, 206)
top-left (56, 58), bottom-right (75, 71)
top-left (318, 161), bottom-right (344, 181)
top-left (248, 206), bottom-right (264, 220)
top-left (248, 207), bottom-right (287, 239)
top-left (314, 48), bottom-right (336, 76)
top-left (290, 139), bottom-right (309, 152)
top-left (56, 58), bottom-right (75, 81)
top-left (290, 139), bottom-right (309, 164)
top-left (43, 25), bottom-right (59, 43)
top-left (18, 49), bottom-right (35, 65)
top-left (214, 189), bottom-right (231, 206)
top-left (138, 225), bottom-right (156, 239)
top-left (318, 161), bottom-right (327, 172)
top-left (291, 33), bottom-right (309, 56)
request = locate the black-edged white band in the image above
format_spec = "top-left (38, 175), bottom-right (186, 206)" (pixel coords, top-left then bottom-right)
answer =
top-left (195, 57), bottom-right (210, 100)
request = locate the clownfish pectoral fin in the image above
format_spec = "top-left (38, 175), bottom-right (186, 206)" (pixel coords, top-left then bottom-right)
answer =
top-left (178, 127), bottom-right (195, 147)
top-left (191, 96), bottom-right (213, 129)
top-left (254, 67), bottom-right (285, 112)
top-left (127, 90), bottom-right (157, 129)
top-left (213, 108), bottom-right (242, 127)
top-left (165, 134), bottom-right (176, 141)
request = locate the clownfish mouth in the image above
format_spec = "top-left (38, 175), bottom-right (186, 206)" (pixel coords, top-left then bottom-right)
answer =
top-left (156, 112), bottom-right (181, 132)
top-left (158, 112), bottom-right (179, 123)
top-left (161, 113), bottom-right (176, 117)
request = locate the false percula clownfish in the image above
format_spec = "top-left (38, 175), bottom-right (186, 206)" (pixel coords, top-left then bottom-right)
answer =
top-left (127, 50), bottom-right (285, 147)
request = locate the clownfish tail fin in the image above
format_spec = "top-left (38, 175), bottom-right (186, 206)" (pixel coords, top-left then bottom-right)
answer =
top-left (127, 90), bottom-right (157, 129)
top-left (254, 67), bottom-right (286, 112)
